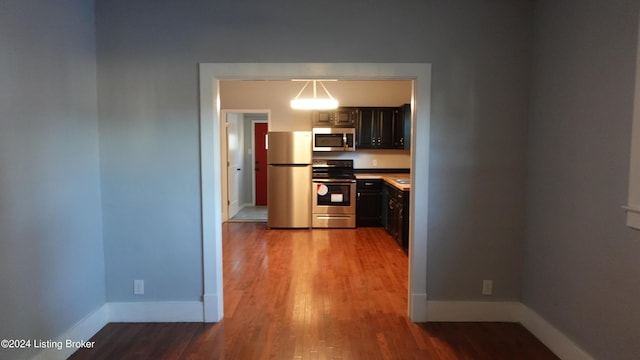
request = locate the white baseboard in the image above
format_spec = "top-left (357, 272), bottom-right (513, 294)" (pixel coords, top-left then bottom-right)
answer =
top-left (427, 300), bottom-right (521, 322)
top-left (32, 301), bottom-right (205, 359)
top-left (425, 300), bottom-right (594, 360)
top-left (203, 294), bottom-right (223, 322)
top-left (410, 293), bottom-right (428, 321)
top-left (107, 301), bottom-right (204, 322)
top-left (32, 304), bottom-right (108, 360)
top-left (519, 305), bottom-right (594, 360)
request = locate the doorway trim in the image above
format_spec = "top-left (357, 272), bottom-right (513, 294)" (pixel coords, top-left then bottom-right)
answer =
top-left (199, 63), bottom-right (431, 322)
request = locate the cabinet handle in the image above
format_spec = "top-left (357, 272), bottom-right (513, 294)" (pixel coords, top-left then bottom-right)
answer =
top-left (357, 192), bottom-right (360, 200)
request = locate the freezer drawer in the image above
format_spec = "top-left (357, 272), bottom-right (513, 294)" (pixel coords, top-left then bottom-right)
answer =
top-left (267, 165), bottom-right (311, 228)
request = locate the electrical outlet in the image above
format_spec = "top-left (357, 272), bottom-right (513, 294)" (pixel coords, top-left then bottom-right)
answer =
top-left (482, 280), bottom-right (493, 295)
top-left (134, 280), bottom-right (144, 295)
top-left (372, 159), bottom-right (378, 166)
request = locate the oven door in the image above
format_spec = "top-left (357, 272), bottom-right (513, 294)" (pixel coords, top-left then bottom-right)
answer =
top-left (312, 180), bottom-right (355, 212)
top-left (312, 179), bottom-right (356, 228)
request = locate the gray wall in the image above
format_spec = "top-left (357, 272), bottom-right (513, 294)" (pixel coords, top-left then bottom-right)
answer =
top-left (0, 0), bottom-right (105, 359)
top-left (526, 0), bottom-right (640, 358)
top-left (95, 0), bottom-right (532, 303)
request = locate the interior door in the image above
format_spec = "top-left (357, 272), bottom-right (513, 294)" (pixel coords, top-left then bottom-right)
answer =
top-left (226, 113), bottom-right (242, 217)
top-left (254, 122), bottom-right (268, 206)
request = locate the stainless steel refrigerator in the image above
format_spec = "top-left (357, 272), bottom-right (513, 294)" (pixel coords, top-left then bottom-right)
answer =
top-left (267, 131), bottom-right (312, 228)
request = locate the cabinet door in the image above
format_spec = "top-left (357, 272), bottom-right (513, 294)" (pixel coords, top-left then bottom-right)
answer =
top-left (385, 186), bottom-right (407, 248)
top-left (358, 107), bottom-right (408, 150)
top-left (356, 180), bottom-right (383, 227)
top-left (356, 191), bottom-right (382, 227)
top-left (396, 201), bottom-right (404, 247)
top-left (312, 111), bottom-right (333, 126)
top-left (381, 184), bottom-right (389, 228)
top-left (357, 108), bottom-right (376, 148)
top-left (393, 105), bottom-right (410, 149)
top-left (378, 108), bottom-right (395, 148)
top-left (312, 108), bottom-right (358, 127)
top-left (386, 197), bottom-right (398, 240)
top-left (401, 190), bottom-right (410, 251)
top-left (385, 197), bottom-right (394, 234)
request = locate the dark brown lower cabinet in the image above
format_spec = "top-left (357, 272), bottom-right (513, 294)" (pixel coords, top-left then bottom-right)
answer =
top-left (384, 183), bottom-right (410, 251)
top-left (356, 179), bottom-right (383, 227)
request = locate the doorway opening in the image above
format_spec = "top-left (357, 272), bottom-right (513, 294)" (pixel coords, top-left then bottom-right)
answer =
top-left (220, 110), bottom-right (269, 223)
top-left (199, 63), bottom-right (431, 322)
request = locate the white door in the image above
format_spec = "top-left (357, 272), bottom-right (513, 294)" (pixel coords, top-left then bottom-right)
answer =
top-left (226, 113), bottom-right (242, 217)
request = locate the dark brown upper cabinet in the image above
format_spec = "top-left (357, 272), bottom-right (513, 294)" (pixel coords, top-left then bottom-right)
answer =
top-left (356, 106), bottom-right (409, 150)
top-left (357, 107), bottom-right (395, 149)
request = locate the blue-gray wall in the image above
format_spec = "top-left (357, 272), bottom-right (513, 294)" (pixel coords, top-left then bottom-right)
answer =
top-left (525, 0), bottom-right (640, 358)
top-left (0, 0), bottom-right (104, 359)
top-left (95, 0), bottom-right (532, 304)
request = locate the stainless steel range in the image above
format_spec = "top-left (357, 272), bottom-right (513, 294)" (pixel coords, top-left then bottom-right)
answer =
top-left (311, 159), bottom-right (356, 228)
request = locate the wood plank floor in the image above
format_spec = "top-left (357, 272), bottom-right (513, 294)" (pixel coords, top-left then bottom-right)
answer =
top-left (71, 223), bottom-right (559, 360)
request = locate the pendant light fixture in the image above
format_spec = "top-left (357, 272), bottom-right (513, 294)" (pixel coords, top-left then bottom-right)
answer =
top-left (290, 80), bottom-right (339, 110)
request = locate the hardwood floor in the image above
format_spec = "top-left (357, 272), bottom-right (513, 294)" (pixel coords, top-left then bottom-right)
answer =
top-left (70, 223), bottom-right (558, 360)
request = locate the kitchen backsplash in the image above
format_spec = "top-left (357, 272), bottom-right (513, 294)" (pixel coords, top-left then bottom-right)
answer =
top-left (312, 150), bottom-right (410, 169)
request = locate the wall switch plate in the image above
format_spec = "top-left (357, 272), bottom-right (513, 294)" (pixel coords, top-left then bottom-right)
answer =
top-left (482, 280), bottom-right (493, 295)
top-left (134, 280), bottom-right (144, 295)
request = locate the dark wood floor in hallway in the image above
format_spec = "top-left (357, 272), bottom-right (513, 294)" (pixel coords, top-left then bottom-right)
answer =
top-left (71, 223), bottom-right (558, 360)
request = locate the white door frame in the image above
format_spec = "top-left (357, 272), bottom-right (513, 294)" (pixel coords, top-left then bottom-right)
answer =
top-left (225, 112), bottom-right (242, 219)
top-left (199, 63), bottom-right (431, 322)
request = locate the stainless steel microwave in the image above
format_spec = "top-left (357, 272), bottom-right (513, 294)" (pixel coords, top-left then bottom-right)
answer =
top-left (312, 128), bottom-right (356, 151)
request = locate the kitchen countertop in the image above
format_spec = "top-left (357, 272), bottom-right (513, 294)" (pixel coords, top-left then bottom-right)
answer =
top-left (355, 173), bottom-right (411, 191)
